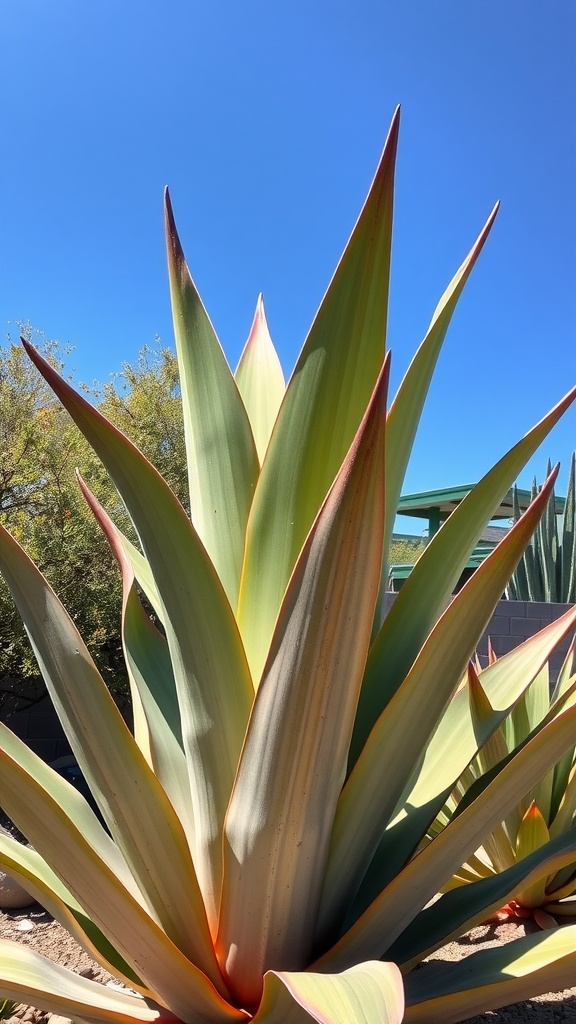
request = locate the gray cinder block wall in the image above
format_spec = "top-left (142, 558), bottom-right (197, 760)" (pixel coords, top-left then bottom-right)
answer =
top-left (2, 691), bottom-right (72, 762)
top-left (476, 599), bottom-right (575, 684)
top-left (383, 594), bottom-right (574, 687)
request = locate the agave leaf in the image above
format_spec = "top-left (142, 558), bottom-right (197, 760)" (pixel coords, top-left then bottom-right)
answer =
top-left (0, 831), bottom-right (143, 993)
top-left (546, 640), bottom-right (576, 823)
top-left (377, 203), bottom-right (499, 625)
top-left (252, 963), bottom-right (404, 1024)
top-left (550, 764), bottom-right (576, 838)
top-left (21, 338), bottom-right (254, 928)
top-left (467, 669), bottom-right (519, 872)
top-left (544, 896), bottom-right (576, 914)
top-left (551, 632), bottom-right (576, 704)
top-left (0, 724), bottom-right (137, 898)
top-left (507, 486), bottom-right (527, 599)
top-left (77, 474), bottom-right (192, 842)
top-left (387, 825), bottom-right (576, 969)
top-left (561, 452), bottom-right (576, 601)
top-left (513, 664), bottom-right (555, 822)
top-left (468, 664), bottom-right (513, 779)
top-left (515, 802), bottom-right (551, 907)
top-left (352, 389), bottom-right (576, 766)
top-left (235, 294), bottom-right (286, 464)
top-left (405, 610), bottom-right (576, 834)
top-left (119, 530), bottom-right (164, 621)
top-left (545, 869), bottom-right (576, 903)
top-left (317, 696), bottom-right (576, 971)
top-left (0, 521), bottom-right (219, 978)
top-left (0, 943), bottom-right (165, 1024)
top-left (0, 742), bottom-right (238, 1017)
top-left (345, 610), bottom-right (576, 925)
top-left (218, 361), bottom-right (388, 1006)
top-left (237, 108), bottom-right (399, 685)
top-left (402, 925), bottom-right (576, 1024)
top-left (318, 468), bottom-right (561, 939)
top-left (538, 462), bottom-right (558, 601)
top-left (165, 188), bottom-right (260, 609)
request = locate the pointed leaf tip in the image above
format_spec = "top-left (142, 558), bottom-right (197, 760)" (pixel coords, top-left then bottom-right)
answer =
top-left (164, 187), bottom-right (185, 270)
top-left (76, 472), bottom-right (129, 577)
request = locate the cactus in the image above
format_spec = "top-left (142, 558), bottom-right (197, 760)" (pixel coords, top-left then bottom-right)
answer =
top-left (507, 452), bottom-right (576, 602)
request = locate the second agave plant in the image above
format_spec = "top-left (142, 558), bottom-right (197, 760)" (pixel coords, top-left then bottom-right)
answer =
top-left (2, 109), bottom-right (576, 1024)
top-left (507, 454), bottom-right (576, 603)
top-left (433, 635), bottom-right (576, 928)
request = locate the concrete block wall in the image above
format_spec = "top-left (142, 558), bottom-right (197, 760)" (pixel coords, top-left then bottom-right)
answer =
top-left (3, 691), bottom-right (72, 762)
top-left (383, 594), bottom-right (574, 686)
top-left (476, 599), bottom-right (575, 684)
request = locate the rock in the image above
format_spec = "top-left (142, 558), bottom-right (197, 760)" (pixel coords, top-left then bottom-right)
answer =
top-left (0, 870), bottom-right (34, 910)
top-left (15, 919), bottom-right (34, 931)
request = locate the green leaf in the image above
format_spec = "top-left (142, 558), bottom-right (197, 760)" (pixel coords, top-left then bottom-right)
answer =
top-left (548, 636), bottom-right (576, 821)
top-left (0, 521), bottom-right (218, 983)
top-left (237, 108), bottom-right (399, 685)
top-left (120, 530), bottom-right (164, 621)
top-left (353, 387), bottom-right (576, 766)
top-left (21, 338), bottom-right (254, 929)
top-left (0, 943), bottom-right (164, 1024)
top-left (561, 452), bottom-right (575, 602)
top-left (252, 963), bottom-right (404, 1024)
top-left (403, 925), bottom-right (576, 1024)
top-left (316, 692), bottom-right (576, 972)
top-left (351, 607), bottom-right (576, 919)
top-left (0, 734), bottom-right (238, 1017)
top-left (512, 663), bottom-right (555, 822)
top-left (0, 830), bottom-right (143, 993)
top-left (77, 474), bottom-right (193, 846)
top-left (376, 203), bottom-right (499, 626)
top-left (550, 760), bottom-right (576, 839)
top-left (218, 362), bottom-right (389, 1007)
top-left (515, 802), bottom-right (551, 907)
top-left (165, 188), bottom-right (260, 609)
top-left (235, 294), bottom-right (286, 464)
top-left (318, 468), bottom-right (562, 941)
top-left (387, 825), bottom-right (576, 969)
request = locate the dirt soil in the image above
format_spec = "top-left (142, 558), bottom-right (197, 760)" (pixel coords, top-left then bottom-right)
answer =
top-left (1, 905), bottom-right (576, 1023)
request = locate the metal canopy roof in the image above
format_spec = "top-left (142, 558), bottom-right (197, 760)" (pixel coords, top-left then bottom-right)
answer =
top-left (396, 483), bottom-right (566, 542)
top-left (397, 483), bottom-right (565, 523)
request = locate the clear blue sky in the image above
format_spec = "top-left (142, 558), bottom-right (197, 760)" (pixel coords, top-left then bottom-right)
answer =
top-left (2, 1), bottom-right (575, 527)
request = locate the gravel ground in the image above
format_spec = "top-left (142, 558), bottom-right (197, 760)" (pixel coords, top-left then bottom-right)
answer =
top-left (1, 904), bottom-right (576, 1023)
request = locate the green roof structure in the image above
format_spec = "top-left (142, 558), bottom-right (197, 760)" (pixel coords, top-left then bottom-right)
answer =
top-left (388, 483), bottom-right (567, 593)
top-left (396, 483), bottom-right (566, 540)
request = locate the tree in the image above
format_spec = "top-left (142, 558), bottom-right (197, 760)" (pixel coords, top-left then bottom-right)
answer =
top-left (0, 329), bottom-right (186, 717)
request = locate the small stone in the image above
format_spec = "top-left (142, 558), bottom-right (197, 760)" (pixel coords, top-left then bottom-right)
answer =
top-left (0, 869), bottom-right (35, 910)
top-left (15, 919), bottom-right (34, 932)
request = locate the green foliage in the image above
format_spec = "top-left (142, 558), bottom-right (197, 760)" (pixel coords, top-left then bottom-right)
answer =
top-left (434, 638), bottom-right (576, 927)
top-left (388, 535), bottom-right (425, 566)
top-left (0, 1000), bottom-right (15, 1021)
top-left (0, 330), bottom-right (186, 714)
top-left (506, 453), bottom-right (576, 603)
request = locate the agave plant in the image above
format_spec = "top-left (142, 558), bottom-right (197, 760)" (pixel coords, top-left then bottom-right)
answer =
top-left (2, 109), bottom-right (576, 1024)
top-left (432, 633), bottom-right (576, 928)
top-left (507, 453), bottom-right (576, 602)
